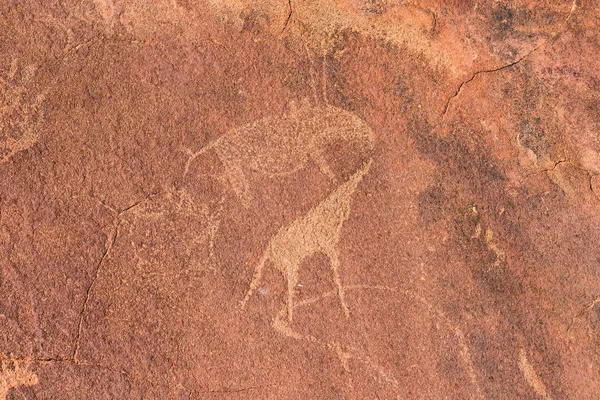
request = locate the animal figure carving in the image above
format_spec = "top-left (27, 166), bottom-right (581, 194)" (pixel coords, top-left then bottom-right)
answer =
top-left (0, 60), bottom-right (45, 163)
top-left (0, 360), bottom-right (38, 400)
top-left (184, 99), bottom-right (374, 207)
top-left (240, 159), bottom-right (372, 321)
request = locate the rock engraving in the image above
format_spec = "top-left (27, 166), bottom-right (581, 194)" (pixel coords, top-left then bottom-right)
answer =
top-left (0, 360), bottom-right (38, 400)
top-left (518, 348), bottom-right (551, 399)
top-left (270, 285), bottom-right (483, 399)
top-left (184, 100), bottom-right (374, 207)
top-left (241, 159), bottom-right (372, 321)
top-left (0, 59), bottom-right (45, 163)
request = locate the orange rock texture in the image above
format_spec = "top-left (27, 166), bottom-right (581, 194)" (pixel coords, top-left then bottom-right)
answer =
top-left (1, 0), bottom-right (600, 398)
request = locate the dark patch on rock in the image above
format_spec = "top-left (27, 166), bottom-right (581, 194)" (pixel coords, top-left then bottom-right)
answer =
top-left (492, 3), bottom-right (515, 31)
top-left (519, 118), bottom-right (549, 159)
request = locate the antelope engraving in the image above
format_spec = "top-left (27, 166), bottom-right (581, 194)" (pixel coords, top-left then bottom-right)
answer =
top-left (240, 159), bottom-right (372, 321)
top-left (183, 99), bottom-right (374, 207)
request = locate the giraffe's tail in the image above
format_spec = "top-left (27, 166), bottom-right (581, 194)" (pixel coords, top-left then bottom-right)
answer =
top-left (240, 249), bottom-right (269, 310)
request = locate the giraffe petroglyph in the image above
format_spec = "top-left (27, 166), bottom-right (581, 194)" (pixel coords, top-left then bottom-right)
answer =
top-left (240, 159), bottom-right (372, 321)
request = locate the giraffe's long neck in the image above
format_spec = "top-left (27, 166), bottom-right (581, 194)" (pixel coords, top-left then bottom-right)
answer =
top-left (333, 159), bottom-right (372, 198)
top-left (315, 159), bottom-right (372, 220)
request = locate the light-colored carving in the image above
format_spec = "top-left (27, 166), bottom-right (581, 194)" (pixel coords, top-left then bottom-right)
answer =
top-left (0, 60), bottom-right (45, 163)
top-left (207, 0), bottom-right (474, 76)
top-left (271, 289), bottom-right (400, 395)
top-left (149, 187), bottom-right (224, 267)
top-left (184, 100), bottom-right (374, 207)
top-left (0, 361), bottom-right (38, 399)
top-left (452, 326), bottom-right (481, 398)
top-left (471, 217), bottom-right (506, 267)
top-left (120, 187), bottom-right (225, 276)
top-left (518, 348), bottom-right (551, 399)
top-left (484, 228), bottom-right (505, 266)
top-left (241, 159), bottom-right (371, 321)
top-left (269, 284), bottom-right (483, 398)
top-left (166, 187), bottom-right (225, 269)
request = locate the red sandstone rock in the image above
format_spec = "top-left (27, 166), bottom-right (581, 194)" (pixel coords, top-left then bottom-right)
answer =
top-left (1, 0), bottom-right (600, 398)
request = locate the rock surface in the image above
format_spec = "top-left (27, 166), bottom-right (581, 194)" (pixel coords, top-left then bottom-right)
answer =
top-left (1, 0), bottom-right (600, 398)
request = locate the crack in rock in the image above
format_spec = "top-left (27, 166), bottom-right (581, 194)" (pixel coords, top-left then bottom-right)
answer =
top-left (281, 0), bottom-right (292, 34)
top-left (442, 0), bottom-right (579, 117)
top-left (72, 193), bottom-right (161, 362)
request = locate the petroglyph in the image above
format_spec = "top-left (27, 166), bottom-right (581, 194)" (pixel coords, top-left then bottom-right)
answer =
top-left (73, 194), bottom-right (161, 361)
top-left (171, 188), bottom-right (225, 268)
top-left (518, 348), bottom-right (551, 399)
top-left (209, 0), bottom-right (467, 74)
top-left (271, 287), bottom-right (400, 396)
top-left (241, 159), bottom-right (372, 321)
top-left (484, 228), bottom-right (506, 266)
top-left (471, 213), bottom-right (506, 267)
top-left (128, 187), bottom-right (225, 271)
top-left (0, 59), bottom-right (46, 163)
top-left (0, 360), bottom-right (38, 400)
top-left (270, 284), bottom-right (483, 399)
top-left (184, 100), bottom-right (374, 207)
top-left (452, 326), bottom-right (482, 399)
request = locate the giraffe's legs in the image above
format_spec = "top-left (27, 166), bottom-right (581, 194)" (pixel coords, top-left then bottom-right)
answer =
top-left (287, 277), bottom-right (295, 322)
top-left (281, 259), bottom-right (300, 322)
top-left (240, 252), bottom-right (268, 309)
top-left (327, 248), bottom-right (350, 318)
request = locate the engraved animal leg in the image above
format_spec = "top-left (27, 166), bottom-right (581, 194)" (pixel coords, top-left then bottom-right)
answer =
top-left (222, 160), bottom-right (252, 208)
top-left (322, 50), bottom-right (328, 105)
top-left (304, 44), bottom-right (319, 105)
top-left (0, 361), bottom-right (7, 395)
top-left (286, 274), bottom-right (295, 322)
top-left (285, 265), bottom-right (298, 322)
top-left (327, 248), bottom-right (350, 318)
top-left (282, 258), bottom-right (300, 322)
top-left (240, 251), bottom-right (269, 309)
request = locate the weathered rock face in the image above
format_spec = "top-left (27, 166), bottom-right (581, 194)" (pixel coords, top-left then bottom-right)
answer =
top-left (1, 0), bottom-right (599, 398)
